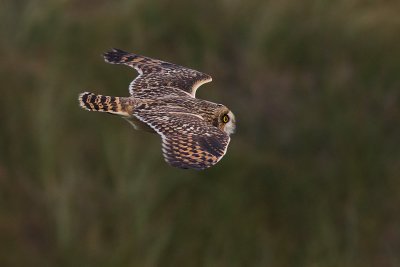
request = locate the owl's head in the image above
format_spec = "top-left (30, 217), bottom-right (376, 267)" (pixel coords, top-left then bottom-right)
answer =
top-left (215, 106), bottom-right (236, 135)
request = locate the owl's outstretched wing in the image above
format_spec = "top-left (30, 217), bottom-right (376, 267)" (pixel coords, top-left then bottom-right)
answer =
top-left (134, 112), bottom-right (230, 170)
top-left (103, 48), bottom-right (212, 98)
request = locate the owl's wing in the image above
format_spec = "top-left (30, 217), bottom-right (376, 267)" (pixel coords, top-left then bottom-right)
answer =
top-left (103, 48), bottom-right (212, 98)
top-left (134, 111), bottom-right (230, 170)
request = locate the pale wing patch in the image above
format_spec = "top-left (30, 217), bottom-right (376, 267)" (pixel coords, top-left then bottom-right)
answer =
top-left (190, 77), bottom-right (212, 97)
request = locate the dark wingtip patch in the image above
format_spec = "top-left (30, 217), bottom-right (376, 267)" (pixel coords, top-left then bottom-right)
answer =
top-left (104, 48), bottom-right (129, 64)
top-left (195, 135), bottom-right (224, 158)
top-left (112, 48), bottom-right (126, 53)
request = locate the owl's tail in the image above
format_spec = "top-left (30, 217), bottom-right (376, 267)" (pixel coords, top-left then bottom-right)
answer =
top-left (78, 92), bottom-right (130, 116)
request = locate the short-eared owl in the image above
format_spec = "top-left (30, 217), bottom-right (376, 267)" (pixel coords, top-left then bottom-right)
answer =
top-left (78, 49), bottom-right (236, 170)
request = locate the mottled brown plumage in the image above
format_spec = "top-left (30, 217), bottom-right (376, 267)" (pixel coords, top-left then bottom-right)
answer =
top-left (78, 49), bottom-right (236, 170)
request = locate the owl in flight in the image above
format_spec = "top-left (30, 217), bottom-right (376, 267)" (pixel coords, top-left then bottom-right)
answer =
top-left (78, 49), bottom-right (236, 170)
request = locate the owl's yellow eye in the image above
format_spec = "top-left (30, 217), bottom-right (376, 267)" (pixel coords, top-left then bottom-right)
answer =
top-left (222, 114), bottom-right (229, 123)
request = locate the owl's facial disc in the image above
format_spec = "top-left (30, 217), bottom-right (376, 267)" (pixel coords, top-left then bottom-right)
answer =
top-left (221, 110), bottom-right (236, 135)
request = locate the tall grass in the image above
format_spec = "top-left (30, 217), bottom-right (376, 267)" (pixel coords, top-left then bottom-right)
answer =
top-left (0, 0), bottom-right (399, 266)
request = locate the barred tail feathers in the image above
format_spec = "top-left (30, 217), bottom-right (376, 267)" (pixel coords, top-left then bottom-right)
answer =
top-left (78, 92), bottom-right (129, 116)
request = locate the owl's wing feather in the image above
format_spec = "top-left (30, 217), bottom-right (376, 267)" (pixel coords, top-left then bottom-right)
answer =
top-left (134, 112), bottom-right (230, 170)
top-left (103, 48), bottom-right (212, 98)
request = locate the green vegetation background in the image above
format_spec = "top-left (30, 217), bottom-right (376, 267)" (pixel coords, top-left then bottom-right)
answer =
top-left (1, 0), bottom-right (399, 266)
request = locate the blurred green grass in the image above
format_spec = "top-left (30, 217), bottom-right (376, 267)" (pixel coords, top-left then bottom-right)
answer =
top-left (0, 0), bottom-right (399, 266)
